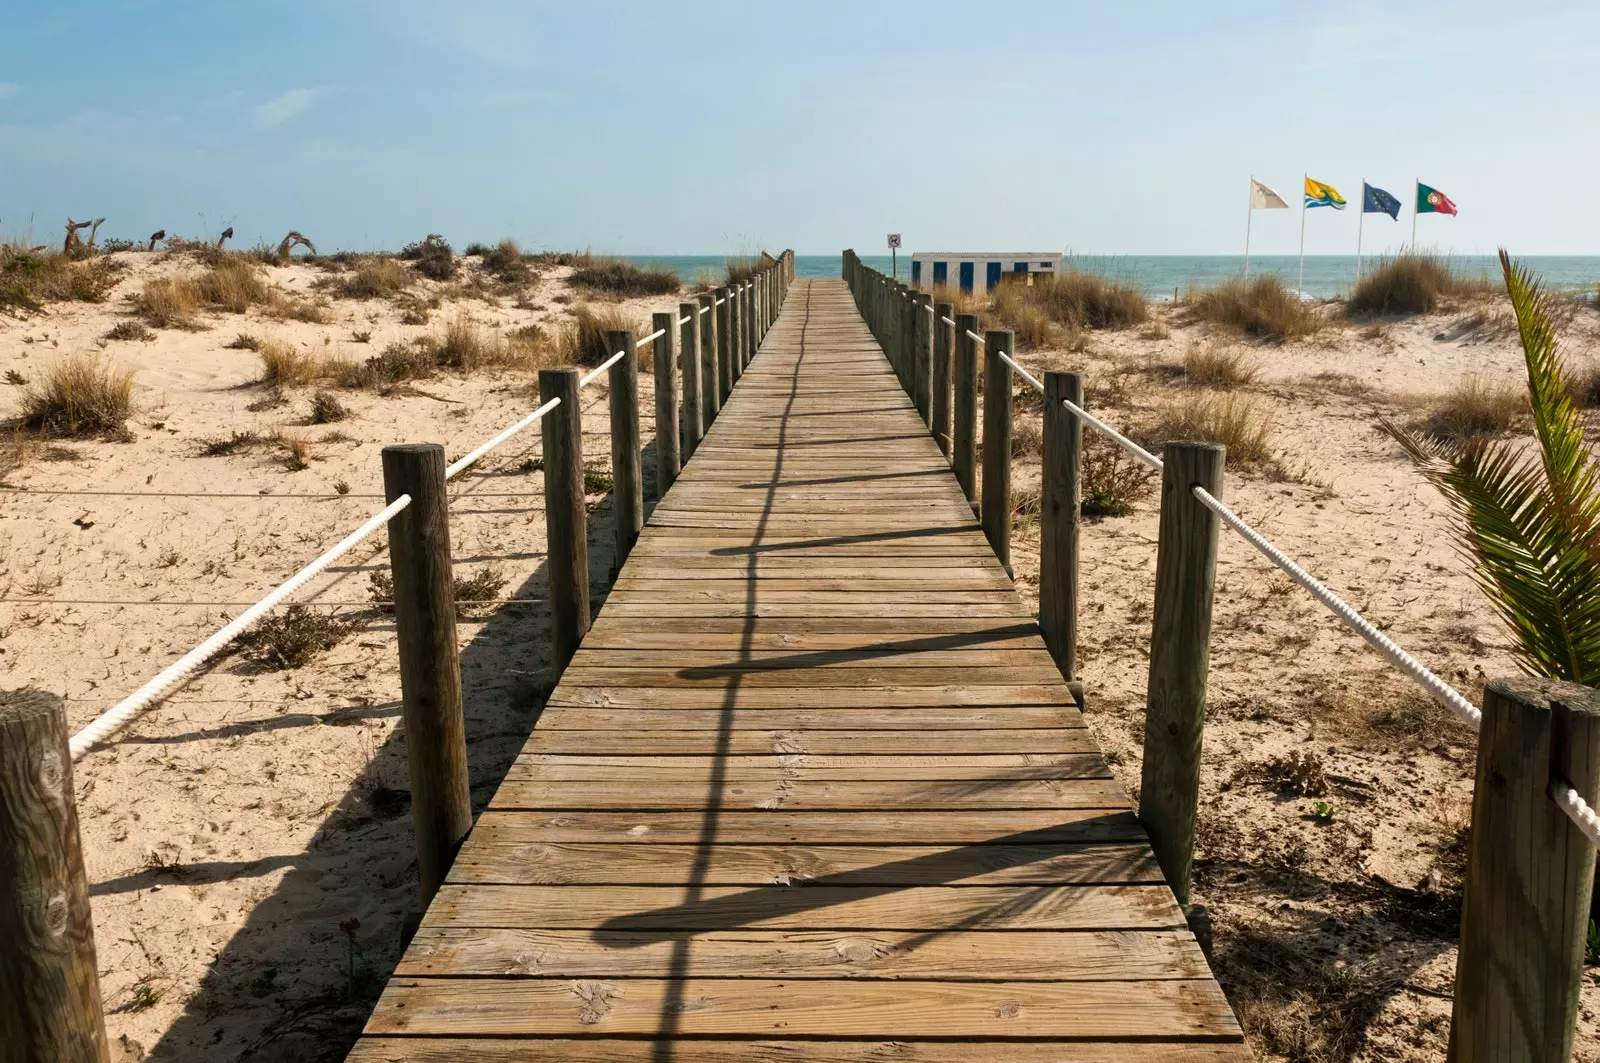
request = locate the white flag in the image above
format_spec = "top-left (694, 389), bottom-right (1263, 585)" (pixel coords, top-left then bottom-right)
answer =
top-left (1250, 179), bottom-right (1288, 210)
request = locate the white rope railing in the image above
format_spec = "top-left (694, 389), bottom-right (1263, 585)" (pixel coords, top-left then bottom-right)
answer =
top-left (70, 313), bottom-right (688, 757)
top-left (994, 347), bottom-right (1598, 846)
top-left (68, 494), bottom-right (412, 759)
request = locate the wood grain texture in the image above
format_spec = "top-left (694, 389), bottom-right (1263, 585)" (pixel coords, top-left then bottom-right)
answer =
top-left (651, 310), bottom-right (680, 492)
top-left (538, 368), bottom-right (588, 670)
top-left (606, 329), bottom-right (643, 570)
top-left (351, 277), bottom-right (1245, 1060)
top-left (0, 690), bottom-right (108, 1063)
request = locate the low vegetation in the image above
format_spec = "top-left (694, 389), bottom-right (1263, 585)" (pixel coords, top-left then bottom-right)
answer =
top-left (135, 259), bottom-right (326, 328)
top-left (1081, 433), bottom-right (1157, 516)
top-left (481, 239), bottom-right (533, 284)
top-left (1186, 276), bottom-right (1320, 343)
top-left (309, 391), bottom-right (350, 424)
top-left (368, 564), bottom-right (509, 615)
top-left (1347, 252), bottom-right (1496, 317)
top-left (1183, 341), bottom-right (1259, 388)
top-left (569, 256), bottom-right (679, 297)
top-left (15, 353), bottom-right (135, 437)
top-left (1030, 270), bottom-right (1147, 330)
top-left (1, 243), bottom-right (122, 313)
top-left (241, 604), bottom-right (353, 669)
top-left (103, 320), bottom-right (155, 342)
top-left (1416, 375), bottom-right (1523, 442)
top-left (399, 234), bottom-right (456, 281)
top-left (1146, 391), bottom-right (1276, 469)
top-left (259, 342), bottom-right (323, 387)
top-left (557, 304), bottom-right (643, 366)
top-left (330, 256), bottom-right (413, 299)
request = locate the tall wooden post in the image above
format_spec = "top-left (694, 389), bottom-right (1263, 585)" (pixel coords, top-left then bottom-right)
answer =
top-left (697, 292), bottom-right (719, 427)
top-left (606, 330), bottom-right (643, 572)
top-left (932, 301), bottom-right (953, 457)
top-left (715, 288), bottom-right (732, 408)
top-left (678, 302), bottom-right (703, 460)
top-left (651, 312), bottom-right (679, 494)
top-left (540, 368), bottom-right (589, 670)
top-left (1450, 677), bottom-right (1600, 1063)
top-left (981, 330), bottom-right (1015, 575)
top-left (729, 285), bottom-right (744, 384)
top-left (381, 444), bottom-right (473, 909)
top-left (953, 312), bottom-right (980, 504)
top-left (912, 293), bottom-right (933, 427)
top-left (1140, 442), bottom-right (1225, 906)
top-left (0, 690), bottom-right (109, 1063)
top-left (1041, 372), bottom-right (1084, 680)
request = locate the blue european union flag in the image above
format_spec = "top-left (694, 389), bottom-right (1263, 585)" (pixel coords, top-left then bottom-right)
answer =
top-left (1363, 182), bottom-right (1401, 219)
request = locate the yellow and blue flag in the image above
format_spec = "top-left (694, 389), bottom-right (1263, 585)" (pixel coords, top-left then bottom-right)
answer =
top-left (1304, 177), bottom-right (1347, 210)
top-left (1362, 182), bottom-right (1401, 219)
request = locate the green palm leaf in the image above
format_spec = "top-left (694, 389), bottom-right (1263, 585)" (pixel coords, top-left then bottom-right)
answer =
top-left (1382, 251), bottom-right (1600, 684)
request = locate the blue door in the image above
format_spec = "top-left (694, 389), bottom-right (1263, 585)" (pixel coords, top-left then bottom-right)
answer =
top-left (932, 261), bottom-right (948, 287)
top-left (985, 261), bottom-right (1002, 290)
top-left (1013, 262), bottom-right (1029, 274)
top-left (911, 260), bottom-right (922, 285)
top-left (958, 262), bottom-right (974, 293)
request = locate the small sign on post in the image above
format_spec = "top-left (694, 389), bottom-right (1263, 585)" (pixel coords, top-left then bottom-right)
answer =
top-left (887, 233), bottom-right (902, 280)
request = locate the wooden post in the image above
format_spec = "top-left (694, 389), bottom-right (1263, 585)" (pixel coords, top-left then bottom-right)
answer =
top-left (0, 690), bottom-right (109, 1063)
top-left (953, 312), bottom-right (980, 504)
top-left (381, 444), bottom-right (473, 909)
top-left (715, 288), bottom-right (732, 407)
top-left (981, 330), bottom-right (1015, 574)
top-left (729, 285), bottom-right (744, 384)
top-left (1140, 441), bottom-right (1225, 907)
top-left (678, 302), bottom-right (702, 460)
top-left (912, 293), bottom-right (933, 426)
top-left (697, 292), bottom-right (718, 426)
top-left (540, 368), bottom-right (589, 670)
top-left (607, 329), bottom-right (643, 572)
top-left (932, 301), bottom-right (953, 457)
top-left (1450, 676), bottom-right (1600, 1063)
top-left (1040, 372), bottom-right (1084, 680)
top-left (651, 311), bottom-right (679, 494)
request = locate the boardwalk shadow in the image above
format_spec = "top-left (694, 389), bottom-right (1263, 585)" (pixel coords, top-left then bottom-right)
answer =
top-left (134, 438), bottom-right (654, 1059)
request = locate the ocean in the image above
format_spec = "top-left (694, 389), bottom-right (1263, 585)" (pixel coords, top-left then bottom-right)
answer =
top-left (628, 254), bottom-right (1600, 301)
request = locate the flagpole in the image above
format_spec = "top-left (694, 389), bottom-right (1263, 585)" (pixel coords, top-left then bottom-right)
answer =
top-left (1356, 179), bottom-right (1366, 286)
top-left (1297, 174), bottom-right (1307, 297)
top-left (1411, 178), bottom-right (1418, 248)
top-left (1244, 176), bottom-right (1254, 279)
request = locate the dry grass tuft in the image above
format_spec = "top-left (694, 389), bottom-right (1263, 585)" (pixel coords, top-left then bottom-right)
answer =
top-left (103, 320), bottom-right (155, 342)
top-left (1186, 277), bottom-right (1320, 343)
top-left (270, 427), bottom-right (313, 470)
top-left (136, 276), bottom-right (203, 329)
top-left (241, 605), bottom-right (353, 669)
top-left (331, 256), bottom-right (413, 299)
top-left (16, 353), bottom-right (136, 437)
top-left (1029, 270), bottom-right (1147, 330)
top-left (400, 235), bottom-right (457, 281)
top-left (1417, 375), bottom-right (1523, 442)
top-left (258, 342), bottom-right (324, 387)
top-left (1081, 433), bottom-right (1157, 517)
top-left (481, 239), bottom-right (532, 284)
top-left (1183, 341), bottom-right (1259, 388)
top-left (1146, 391), bottom-right (1275, 469)
top-left (558, 304), bottom-right (643, 366)
top-left (1347, 252), bottom-right (1496, 317)
top-left (569, 257), bottom-right (679, 298)
top-left (309, 391), bottom-right (350, 424)
top-left (1, 244), bottom-right (122, 313)
top-left (193, 259), bottom-right (274, 313)
top-left (928, 285), bottom-right (985, 317)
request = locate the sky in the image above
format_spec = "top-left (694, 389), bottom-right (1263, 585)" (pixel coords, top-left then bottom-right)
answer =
top-left (2, 1), bottom-right (1597, 257)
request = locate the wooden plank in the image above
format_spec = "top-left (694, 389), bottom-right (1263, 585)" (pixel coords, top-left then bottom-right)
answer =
top-left (350, 1040), bottom-right (1251, 1063)
top-left (443, 809), bottom-right (1145, 845)
top-left (544, 685), bottom-right (1078, 708)
top-left (447, 836), bottom-right (1162, 886)
top-left (397, 927), bottom-right (1208, 980)
top-left (488, 778), bottom-right (1131, 812)
top-left (550, 666), bottom-right (1064, 688)
top-left (508, 753), bottom-right (1110, 780)
top-left (533, 707), bottom-right (1080, 731)
top-left (364, 977), bottom-right (1238, 1039)
top-left (520, 731), bottom-right (1095, 755)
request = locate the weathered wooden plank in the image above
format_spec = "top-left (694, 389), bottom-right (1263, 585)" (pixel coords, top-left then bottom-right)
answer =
top-left (488, 778), bottom-right (1131, 812)
top-left (520, 730), bottom-right (1093, 755)
top-left (508, 753), bottom-right (1109, 780)
top-left (349, 1040), bottom-right (1252, 1063)
top-left (544, 684), bottom-right (1078, 708)
top-left (533, 707), bottom-right (1080, 731)
top-left (397, 927), bottom-right (1207, 980)
top-left (444, 809), bottom-right (1145, 845)
top-left (447, 836), bottom-right (1161, 886)
top-left (364, 977), bottom-right (1238, 1039)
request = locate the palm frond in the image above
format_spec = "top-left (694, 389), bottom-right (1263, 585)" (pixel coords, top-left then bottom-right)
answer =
top-left (1383, 251), bottom-right (1600, 685)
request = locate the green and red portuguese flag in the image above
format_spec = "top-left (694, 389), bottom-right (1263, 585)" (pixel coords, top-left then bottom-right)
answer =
top-left (1417, 182), bottom-right (1458, 215)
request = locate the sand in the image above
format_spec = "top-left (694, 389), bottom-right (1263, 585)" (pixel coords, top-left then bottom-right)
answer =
top-left (3, 257), bottom-right (1599, 1061)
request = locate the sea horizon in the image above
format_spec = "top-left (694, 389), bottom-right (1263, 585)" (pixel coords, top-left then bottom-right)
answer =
top-left (627, 253), bottom-right (1600, 301)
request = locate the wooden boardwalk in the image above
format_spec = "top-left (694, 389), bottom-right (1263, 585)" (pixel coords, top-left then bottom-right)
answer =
top-left (350, 279), bottom-right (1249, 1061)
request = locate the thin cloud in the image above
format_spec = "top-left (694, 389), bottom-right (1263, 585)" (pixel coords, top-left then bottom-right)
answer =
top-left (252, 87), bottom-right (318, 128)
top-left (0, 83), bottom-right (22, 100)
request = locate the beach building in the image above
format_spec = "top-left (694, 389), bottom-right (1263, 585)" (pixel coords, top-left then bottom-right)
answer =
top-left (910, 251), bottom-right (1063, 292)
